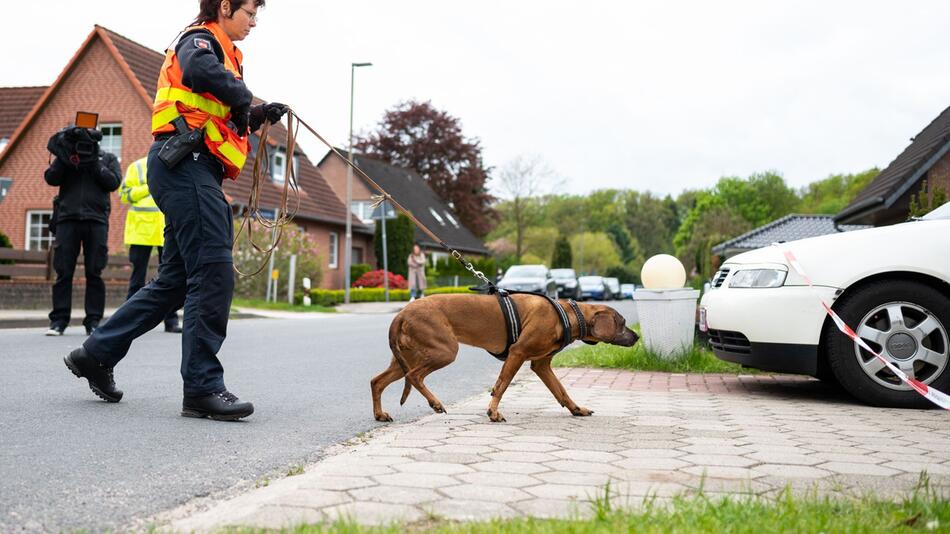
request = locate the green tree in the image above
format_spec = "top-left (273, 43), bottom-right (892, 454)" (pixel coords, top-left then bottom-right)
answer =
top-left (798, 168), bottom-right (879, 214)
top-left (494, 155), bottom-right (553, 260)
top-left (570, 232), bottom-right (622, 275)
top-left (624, 191), bottom-right (680, 258)
top-left (606, 222), bottom-right (636, 264)
top-left (551, 234), bottom-right (572, 268)
top-left (375, 213), bottom-right (415, 277)
top-left (522, 226), bottom-right (559, 265)
top-left (909, 179), bottom-right (949, 218)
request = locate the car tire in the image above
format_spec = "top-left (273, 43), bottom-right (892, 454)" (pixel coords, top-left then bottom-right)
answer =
top-left (824, 279), bottom-right (950, 408)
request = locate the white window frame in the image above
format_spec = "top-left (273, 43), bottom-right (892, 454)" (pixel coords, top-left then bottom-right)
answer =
top-left (25, 210), bottom-right (54, 251)
top-left (271, 147), bottom-right (299, 183)
top-left (99, 123), bottom-right (122, 162)
top-left (431, 251), bottom-right (449, 268)
top-left (444, 210), bottom-right (460, 228)
top-left (0, 137), bottom-right (8, 154)
top-left (329, 232), bottom-right (338, 268)
top-left (429, 207), bottom-right (446, 225)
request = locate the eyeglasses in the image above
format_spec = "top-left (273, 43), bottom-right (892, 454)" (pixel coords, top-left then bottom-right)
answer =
top-left (239, 7), bottom-right (258, 22)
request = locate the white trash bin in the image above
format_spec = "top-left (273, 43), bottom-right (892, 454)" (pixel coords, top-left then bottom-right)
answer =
top-left (634, 288), bottom-right (700, 359)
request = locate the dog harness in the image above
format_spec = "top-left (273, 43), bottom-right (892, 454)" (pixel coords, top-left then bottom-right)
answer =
top-left (488, 290), bottom-right (587, 361)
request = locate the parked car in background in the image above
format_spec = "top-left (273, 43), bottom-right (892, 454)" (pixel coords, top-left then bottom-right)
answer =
top-left (620, 283), bottom-right (636, 299)
top-left (550, 268), bottom-right (581, 299)
top-left (700, 201), bottom-right (950, 409)
top-left (578, 275), bottom-right (609, 301)
top-left (498, 264), bottom-right (558, 298)
top-left (604, 277), bottom-right (621, 300)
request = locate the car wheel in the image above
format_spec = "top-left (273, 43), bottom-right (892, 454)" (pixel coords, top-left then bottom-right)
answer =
top-left (824, 280), bottom-right (950, 408)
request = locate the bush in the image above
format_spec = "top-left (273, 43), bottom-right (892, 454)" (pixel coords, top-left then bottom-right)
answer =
top-left (375, 213), bottom-right (415, 277)
top-left (605, 264), bottom-right (640, 284)
top-left (551, 234), bottom-right (572, 268)
top-left (296, 286), bottom-right (474, 306)
top-left (350, 263), bottom-right (371, 284)
top-left (233, 224), bottom-right (323, 300)
top-left (353, 269), bottom-right (408, 289)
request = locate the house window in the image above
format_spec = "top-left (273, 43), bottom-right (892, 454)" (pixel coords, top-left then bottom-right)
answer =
top-left (0, 137), bottom-right (8, 153)
top-left (431, 251), bottom-right (449, 268)
top-left (0, 177), bottom-right (11, 203)
top-left (350, 200), bottom-right (373, 223)
top-left (429, 207), bottom-right (446, 225)
top-left (100, 124), bottom-right (122, 161)
top-left (444, 211), bottom-right (460, 228)
top-left (25, 211), bottom-right (54, 251)
top-left (328, 232), bottom-right (338, 268)
top-left (271, 147), bottom-right (298, 183)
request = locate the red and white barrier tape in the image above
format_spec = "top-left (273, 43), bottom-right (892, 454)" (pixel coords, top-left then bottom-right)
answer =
top-left (777, 245), bottom-right (950, 410)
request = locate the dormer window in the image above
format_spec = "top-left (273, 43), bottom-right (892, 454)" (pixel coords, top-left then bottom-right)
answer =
top-left (444, 211), bottom-right (460, 228)
top-left (429, 207), bottom-right (446, 225)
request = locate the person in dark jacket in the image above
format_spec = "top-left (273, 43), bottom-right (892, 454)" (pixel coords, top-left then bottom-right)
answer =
top-left (64, 0), bottom-right (286, 421)
top-left (44, 127), bottom-right (121, 336)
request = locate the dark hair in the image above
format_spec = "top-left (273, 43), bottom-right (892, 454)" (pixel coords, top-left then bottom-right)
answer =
top-left (192, 0), bottom-right (265, 25)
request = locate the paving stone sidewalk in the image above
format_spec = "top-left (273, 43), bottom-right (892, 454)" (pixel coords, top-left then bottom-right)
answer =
top-left (165, 369), bottom-right (950, 532)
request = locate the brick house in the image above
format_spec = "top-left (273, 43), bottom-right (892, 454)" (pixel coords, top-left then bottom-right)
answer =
top-left (0, 25), bottom-right (372, 290)
top-left (317, 150), bottom-right (489, 269)
top-left (836, 105), bottom-right (950, 226)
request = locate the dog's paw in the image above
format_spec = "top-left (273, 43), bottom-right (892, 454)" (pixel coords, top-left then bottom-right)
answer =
top-left (430, 403), bottom-right (446, 414)
top-left (488, 410), bottom-right (506, 423)
top-left (571, 407), bottom-right (594, 417)
top-left (375, 412), bottom-right (393, 422)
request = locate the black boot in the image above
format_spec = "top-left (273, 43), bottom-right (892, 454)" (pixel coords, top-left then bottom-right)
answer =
top-left (164, 322), bottom-right (182, 333)
top-left (85, 321), bottom-right (99, 336)
top-left (64, 347), bottom-right (123, 402)
top-left (182, 391), bottom-right (254, 421)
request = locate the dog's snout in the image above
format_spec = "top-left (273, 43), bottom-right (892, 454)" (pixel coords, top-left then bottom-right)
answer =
top-left (618, 327), bottom-right (639, 347)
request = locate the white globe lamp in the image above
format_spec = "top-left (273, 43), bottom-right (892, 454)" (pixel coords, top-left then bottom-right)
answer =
top-left (640, 254), bottom-right (686, 289)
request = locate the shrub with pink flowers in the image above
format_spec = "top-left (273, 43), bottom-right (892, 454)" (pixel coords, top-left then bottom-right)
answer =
top-left (353, 269), bottom-right (408, 289)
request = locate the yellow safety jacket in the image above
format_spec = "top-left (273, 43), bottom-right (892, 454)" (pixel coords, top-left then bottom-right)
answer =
top-left (120, 157), bottom-right (165, 247)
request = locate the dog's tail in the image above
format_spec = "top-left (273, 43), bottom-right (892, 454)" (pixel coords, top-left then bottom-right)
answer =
top-left (389, 315), bottom-right (413, 405)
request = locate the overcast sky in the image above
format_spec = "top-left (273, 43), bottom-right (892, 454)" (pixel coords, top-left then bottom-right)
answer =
top-left (5, 1), bottom-right (950, 199)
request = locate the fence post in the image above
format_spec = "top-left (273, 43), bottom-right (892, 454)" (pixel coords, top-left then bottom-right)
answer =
top-left (265, 252), bottom-right (276, 302)
top-left (288, 254), bottom-right (297, 305)
top-left (454, 274), bottom-right (459, 287)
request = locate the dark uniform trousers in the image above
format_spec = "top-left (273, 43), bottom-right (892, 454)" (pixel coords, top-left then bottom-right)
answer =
top-left (127, 245), bottom-right (180, 327)
top-left (85, 142), bottom-right (234, 396)
top-left (49, 220), bottom-right (109, 329)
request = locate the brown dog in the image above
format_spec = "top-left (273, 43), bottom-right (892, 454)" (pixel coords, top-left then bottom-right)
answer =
top-left (371, 293), bottom-right (639, 423)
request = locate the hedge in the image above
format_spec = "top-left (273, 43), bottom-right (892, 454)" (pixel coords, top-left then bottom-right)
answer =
top-left (295, 286), bottom-right (478, 306)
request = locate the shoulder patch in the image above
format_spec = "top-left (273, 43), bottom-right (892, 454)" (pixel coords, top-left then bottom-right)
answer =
top-left (194, 37), bottom-right (212, 50)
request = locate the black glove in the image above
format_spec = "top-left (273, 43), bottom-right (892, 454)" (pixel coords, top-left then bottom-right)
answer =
top-left (249, 102), bottom-right (289, 132)
top-left (230, 105), bottom-right (251, 136)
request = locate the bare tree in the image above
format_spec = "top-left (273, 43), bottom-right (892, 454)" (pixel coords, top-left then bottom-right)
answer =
top-left (496, 155), bottom-right (558, 260)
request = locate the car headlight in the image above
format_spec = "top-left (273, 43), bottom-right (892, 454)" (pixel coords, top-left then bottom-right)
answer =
top-left (728, 269), bottom-right (787, 288)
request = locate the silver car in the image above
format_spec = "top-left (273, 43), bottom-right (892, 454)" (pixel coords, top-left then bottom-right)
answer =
top-left (498, 265), bottom-right (558, 298)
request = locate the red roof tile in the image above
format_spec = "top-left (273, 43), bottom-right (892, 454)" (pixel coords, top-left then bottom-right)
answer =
top-left (0, 86), bottom-right (47, 139)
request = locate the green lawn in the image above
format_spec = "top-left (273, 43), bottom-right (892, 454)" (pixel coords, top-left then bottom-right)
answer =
top-left (553, 336), bottom-right (750, 374)
top-left (223, 479), bottom-right (949, 533)
top-left (232, 298), bottom-right (336, 314)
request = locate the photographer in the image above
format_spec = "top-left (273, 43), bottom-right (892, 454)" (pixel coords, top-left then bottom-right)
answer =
top-left (44, 125), bottom-right (122, 336)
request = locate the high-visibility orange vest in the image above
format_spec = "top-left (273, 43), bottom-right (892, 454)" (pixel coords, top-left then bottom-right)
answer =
top-left (151, 22), bottom-right (249, 180)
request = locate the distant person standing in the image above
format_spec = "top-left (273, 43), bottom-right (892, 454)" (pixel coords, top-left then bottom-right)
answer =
top-left (44, 125), bottom-right (122, 336)
top-left (119, 157), bottom-right (181, 333)
top-left (407, 244), bottom-right (426, 301)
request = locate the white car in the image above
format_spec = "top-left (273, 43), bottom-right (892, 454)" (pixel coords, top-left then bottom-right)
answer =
top-left (699, 202), bottom-right (950, 408)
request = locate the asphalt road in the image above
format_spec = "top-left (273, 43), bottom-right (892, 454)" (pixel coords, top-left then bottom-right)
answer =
top-left (0, 298), bottom-right (637, 532)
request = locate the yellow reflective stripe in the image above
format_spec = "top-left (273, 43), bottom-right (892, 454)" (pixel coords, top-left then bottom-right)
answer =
top-left (154, 87), bottom-right (229, 118)
top-left (151, 105), bottom-right (181, 131)
top-left (217, 141), bottom-right (246, 169)
top-left (204, 120), bottom-right (223, 142)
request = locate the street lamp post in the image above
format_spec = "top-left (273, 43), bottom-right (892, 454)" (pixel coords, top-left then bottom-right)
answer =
top-left (344, 62), bottom-right (372, 304)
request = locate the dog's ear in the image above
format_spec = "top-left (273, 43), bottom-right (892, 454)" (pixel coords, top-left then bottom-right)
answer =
top-left (590, 311), bottom-right (617, 341)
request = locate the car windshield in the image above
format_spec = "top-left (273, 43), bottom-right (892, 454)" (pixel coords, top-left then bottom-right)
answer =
top-left (922, 201), bottom-right (950, 220)
top-left (505, 266), bottom-right (546, 278)
top-left (578, 276), bottom-right (602, 284)
top-left (550, 269), bottom-right (576, 279)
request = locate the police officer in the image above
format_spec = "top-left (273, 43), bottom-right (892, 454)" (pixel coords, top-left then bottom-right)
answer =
top-left (44, 125), bottom-right (122, 336)
top-left (64, 0), bottom-right (287, 421)
top-left (119, 156), bottom-right (181, 333)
